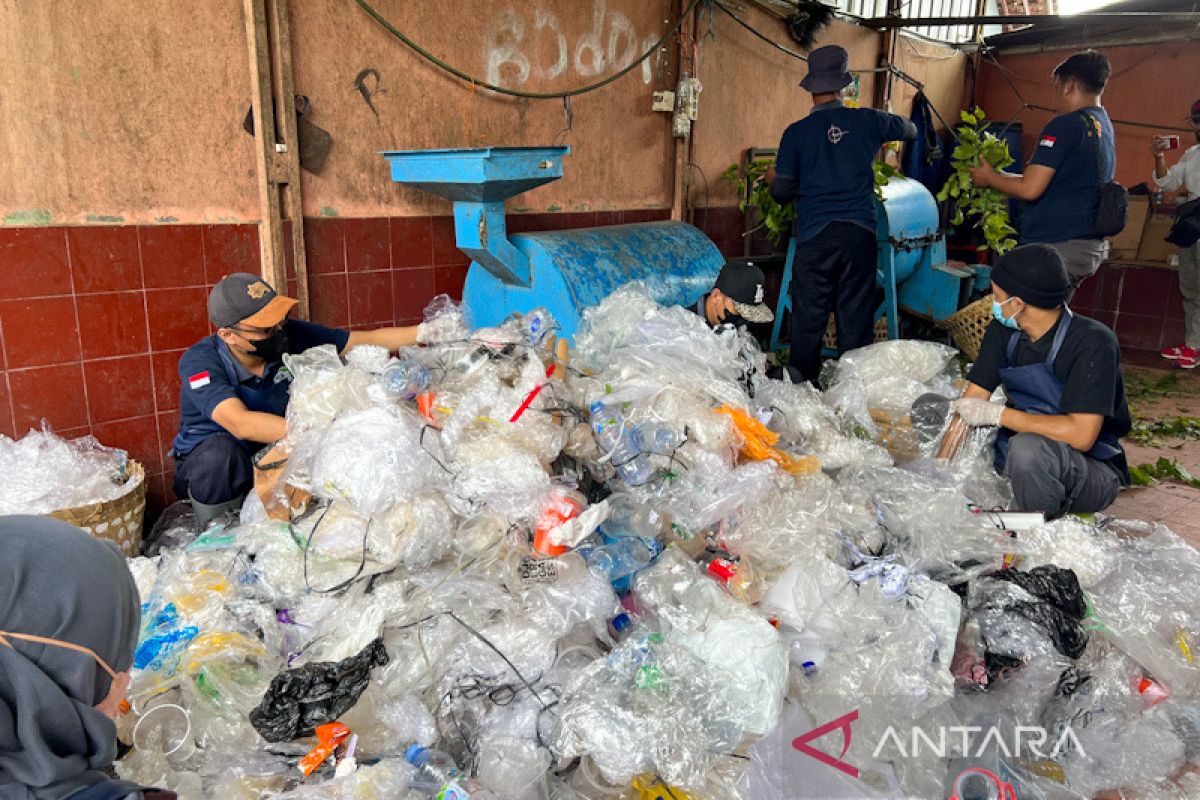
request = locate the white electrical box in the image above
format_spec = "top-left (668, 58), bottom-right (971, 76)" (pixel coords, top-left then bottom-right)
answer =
top-left (652, 90), bottom-right (676, 112)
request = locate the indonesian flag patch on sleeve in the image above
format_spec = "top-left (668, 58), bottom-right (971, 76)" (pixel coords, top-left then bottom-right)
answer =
top-left (1039, 136), bottom-right (1056, 148)
top-left (188, 371), bottom-right (211, 390)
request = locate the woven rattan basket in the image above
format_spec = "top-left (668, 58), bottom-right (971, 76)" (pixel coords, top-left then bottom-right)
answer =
top-left (47, 460), bottom-right (146, 557)
top-left (822, 315), bottom-right (890, 351)
top-left (942, 295), bottom-right (992, 361)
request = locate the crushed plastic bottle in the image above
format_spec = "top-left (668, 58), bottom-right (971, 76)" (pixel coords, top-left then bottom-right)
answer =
top-left (380, 360), bottom-right (430, 401)
top-left (589, 400), bottom-right (656, 485)
top-left (586, 537), bottom-right (656, 583)
top-left (601, 493), bottom-right (668, 539)
top-left (406, 745), bottom-right (470, 799)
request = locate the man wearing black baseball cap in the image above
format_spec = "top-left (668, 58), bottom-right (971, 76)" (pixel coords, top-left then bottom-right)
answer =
top-left (766, 44), bottom-right (917, 383)
top-left (951, 244), bottom-right (1131, 517)
top-left (171, 273), bottom-right (422, 526)
top-left (692, 259), bottom-right (775, 329)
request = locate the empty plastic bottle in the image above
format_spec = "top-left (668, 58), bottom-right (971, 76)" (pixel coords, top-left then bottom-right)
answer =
top-left (589, 402), bottom-right (655, 485)
top-left (586, 537), bottom-right (655, 582)
top-left (606, 612), bottom-right (633, 643)
top-left (405, 745), bottom-right (469, 798)
top-left (630, 422), bottom-right (682, 455)
top-left (602, 493), bottom-right (667, 539)
top-left (381, 361), bottom-right (430, 401)
top-left (701, 553), bottom-right (765, 605)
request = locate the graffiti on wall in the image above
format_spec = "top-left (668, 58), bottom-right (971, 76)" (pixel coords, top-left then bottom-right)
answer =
top-left (485, 0), bottom-right (663, 88)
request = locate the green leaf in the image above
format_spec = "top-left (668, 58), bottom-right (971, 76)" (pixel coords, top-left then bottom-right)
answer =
top-left (960, 110), bottom-right (978, 125)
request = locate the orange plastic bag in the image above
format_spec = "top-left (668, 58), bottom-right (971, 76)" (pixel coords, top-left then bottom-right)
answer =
top-left (715, 405), bottom-right (820, 476)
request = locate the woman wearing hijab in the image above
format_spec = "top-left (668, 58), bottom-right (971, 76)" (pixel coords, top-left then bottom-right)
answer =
top-left (0, 515), bottom-right (174, 800)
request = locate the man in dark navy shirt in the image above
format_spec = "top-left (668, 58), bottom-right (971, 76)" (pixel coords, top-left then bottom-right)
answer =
top-left (951, 245), bottom-right (1130, 518)
top-left (767, 45), bottom-right (917, 384)
top-left (970, 51), bottom-right (1115, 295)
top-left (172, 273), bottom-right (422, 524)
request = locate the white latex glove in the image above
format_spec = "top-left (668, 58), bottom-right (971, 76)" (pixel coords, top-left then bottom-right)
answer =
top-left (953, 397), bottom-right (1005, 427)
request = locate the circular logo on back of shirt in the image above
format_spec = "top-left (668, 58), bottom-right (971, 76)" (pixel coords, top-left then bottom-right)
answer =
top-left (827, 124), bottom-right (847, 144)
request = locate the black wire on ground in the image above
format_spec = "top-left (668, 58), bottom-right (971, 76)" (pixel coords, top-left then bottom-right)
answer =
top-left (352, 0), bottom-right (705, 100)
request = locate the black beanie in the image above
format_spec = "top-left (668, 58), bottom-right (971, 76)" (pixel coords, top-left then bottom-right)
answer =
top-left (991, 244), bottom-right (1070, 308)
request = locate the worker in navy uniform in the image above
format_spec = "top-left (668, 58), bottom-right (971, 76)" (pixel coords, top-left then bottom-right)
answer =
top-left (171, 273), bottom-right (422, 526)
top-left (693, 259), bottom-right (775, 330)
top-left (952, 244), bottom-right (1131, 518)
top-left (969, 51), bottom-right (1115, 295)
top-left (767, 44), bottom-right (917, 384)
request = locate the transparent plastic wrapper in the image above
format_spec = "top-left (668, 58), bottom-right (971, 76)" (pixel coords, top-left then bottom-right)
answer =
top-left (824, 339), bottom-right (961, 419)
top-left (633, 549), bottom-right (788, 735)
top-left (344, 343), bottom-right (391, 374)
top-left (450, 435), bottom-right (553, 520)
top-left (0, 424), bottom-right (130, 514)
top-left (522, 552), bottom-right (620, 638)
top-left (283, 345), bottom-right (374, 433)
top-left (1088, 521), bottom-right (1200, 695)
top-left (552, 629), bottom-right (742, 792)
top-left (755, 379), bottom-right (892, 471)
top-left (261, 759), bottom-right (415, 799)
top-left (572, 282), bottom-right (662, 371)
top-left (1018, 516), bottom-right (1118, 588)
top-left (301, 406), bottom-right (443, 517)
top-left (418, 293), bottom-right (471, 344)
top-left (475, 735), bottom-right (552, 800)
top-left (837, 464), bottom-right (1017, 581)
top-left (1059, 705), bottom-right (1187, 797)
top-left (659, 447), bottom-right (778, 533)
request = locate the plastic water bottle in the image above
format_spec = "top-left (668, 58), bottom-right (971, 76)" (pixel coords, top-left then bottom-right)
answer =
top-left (631, 422), bottom-right (681, 454)
top-left (602, 493), bottom-right (667, 539)
top-left (589, 402), bottom-right (656, 485)
top-left (607, 612), bottom-right (633, 643)
top-left (701, 554), bottom-right (765, 605)
top-left (381, 361), bottom-right (430, 401)
top-left (405, 745), bottom-right (469, 798)
top-left (586, 537), bottom-right (655, 582)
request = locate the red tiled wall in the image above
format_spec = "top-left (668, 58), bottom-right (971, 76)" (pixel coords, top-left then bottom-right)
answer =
top-left (1072, 263), bottom-right (1185, 355)
top-left (0, 208), bottom-right (668, 523)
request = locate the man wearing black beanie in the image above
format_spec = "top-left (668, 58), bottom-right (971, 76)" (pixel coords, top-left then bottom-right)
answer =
top-left (952, 244), bottom-right (1131, 518)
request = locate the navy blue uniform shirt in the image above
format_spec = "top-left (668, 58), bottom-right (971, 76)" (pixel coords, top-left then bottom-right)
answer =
top-left (772, 101), bottom-right (915, 243)
top-left (172, 319), bottom-right (349, 456)
top-left (1019, 107), bottom-right (1115, 244)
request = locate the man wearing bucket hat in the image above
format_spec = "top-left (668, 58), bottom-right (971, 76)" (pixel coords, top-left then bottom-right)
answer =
top-left (171, 273), bottom-right (423, 526)
top-left (767, 44), bottom-right (917, 384)
top-left (951, 244), bottom-right (1131, 518)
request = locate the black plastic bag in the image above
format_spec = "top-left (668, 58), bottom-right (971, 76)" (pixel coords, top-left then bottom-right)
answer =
top-left (250, 637), bottom-right (389, 743)
top-left (985, 565), bottom-right (1089, 662)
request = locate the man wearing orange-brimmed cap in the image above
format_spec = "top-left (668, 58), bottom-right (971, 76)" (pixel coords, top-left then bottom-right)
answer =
top-left (171, 273), bottom-right (421, 526)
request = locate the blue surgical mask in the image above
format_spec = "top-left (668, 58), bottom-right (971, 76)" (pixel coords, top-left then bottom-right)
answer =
top-left (992, 297), bottom-right (1021, 329)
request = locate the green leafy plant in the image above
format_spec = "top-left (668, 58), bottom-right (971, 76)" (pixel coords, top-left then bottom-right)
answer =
top-left (1128, 415), bottom-right (1200, 448)
top-left (1129, 457), bottom-right (1200, 488)
top-left (937, 106), bottom-right (1017, 255)
top-left (721, 160), bottom-right (902, 246)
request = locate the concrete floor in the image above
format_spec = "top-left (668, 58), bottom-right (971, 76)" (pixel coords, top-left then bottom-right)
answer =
top-left (1107, 359), bottom-right (1200, 550)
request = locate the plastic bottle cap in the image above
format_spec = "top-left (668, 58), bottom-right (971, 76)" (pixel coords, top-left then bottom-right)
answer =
top-left (405, 743), bottom-right (424, 764)
top-left (611, 613), bottom-right (632, 633)
top-left (706, 558), bottom-right (736, 583)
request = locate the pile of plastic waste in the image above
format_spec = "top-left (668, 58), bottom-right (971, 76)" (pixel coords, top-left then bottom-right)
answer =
top-left (116, 285), bottom-right (1200, 799)
top-left (0, 425), bottom-right (132, 515)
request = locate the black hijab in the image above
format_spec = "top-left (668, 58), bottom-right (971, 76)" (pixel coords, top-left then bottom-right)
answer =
top-left (0, 515), bottom-right (140, 800)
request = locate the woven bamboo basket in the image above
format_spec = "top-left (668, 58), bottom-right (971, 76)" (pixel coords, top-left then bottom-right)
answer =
top-left (822, 315), bottom-right (890, 351)
top-left (942, 295), bottom-right (993, 361)
top-left (47, 460), bottom-right (146, 558)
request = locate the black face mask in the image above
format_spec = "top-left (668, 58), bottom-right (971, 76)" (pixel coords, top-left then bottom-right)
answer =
top-left (242, 329), bottom-right (288, 360)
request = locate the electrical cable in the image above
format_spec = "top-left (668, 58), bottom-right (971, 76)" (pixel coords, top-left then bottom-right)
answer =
top-left (300, 502), bottom-right (372, 594)
top-left (715, 1), bottom-right (808, 60)
top-left (352, 0), bottom-right (706, 100)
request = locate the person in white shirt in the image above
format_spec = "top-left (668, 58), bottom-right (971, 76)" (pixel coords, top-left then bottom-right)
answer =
top-left (1155, 98), bottom-right (1200, 368)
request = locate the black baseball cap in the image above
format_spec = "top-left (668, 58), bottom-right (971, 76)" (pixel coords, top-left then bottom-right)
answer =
top-left (208, 273), bottom-right (297, 329)
top-left (715, 260), bottom-right (774, 323)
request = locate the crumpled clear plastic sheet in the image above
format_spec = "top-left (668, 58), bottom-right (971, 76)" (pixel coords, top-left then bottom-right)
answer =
top-left (824, 339), bottom-right (962, 426)
top-left (110, 291), bottom-right (1200, 798)
top-left (1088, 520), bottom-right (1200, 695)
top-left (0, 424), bottom-right (131, 514)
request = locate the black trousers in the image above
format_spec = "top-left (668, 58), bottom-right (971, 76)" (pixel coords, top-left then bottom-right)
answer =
top-left (788, 221), bottom-right (878, 383)
top-left (1005, 432), bottom-right (1122, 519)
top-left (172, 432), bottom-right (254, 505)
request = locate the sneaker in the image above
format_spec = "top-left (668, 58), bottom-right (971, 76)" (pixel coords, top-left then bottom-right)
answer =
top-left (1162, 344), bottom-right (1187, 359)
top-left (1181, 353), bottom-right (1199, 369)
